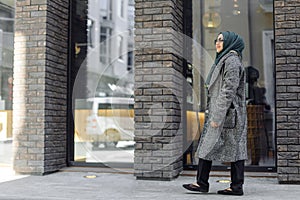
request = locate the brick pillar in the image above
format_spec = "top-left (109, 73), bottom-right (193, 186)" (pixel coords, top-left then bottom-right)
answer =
top-left (134, 0), bottom-right (184, 180)
top-left (274, 0), bottom-right (300, 184)
top-left (13, 0), bottom-right (69, 175)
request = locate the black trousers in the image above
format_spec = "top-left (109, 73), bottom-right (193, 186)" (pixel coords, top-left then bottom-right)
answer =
top-left (196, 158), bottom-right (245, 191)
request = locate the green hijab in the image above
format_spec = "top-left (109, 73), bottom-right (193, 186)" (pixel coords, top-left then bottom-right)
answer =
top-left (214, 31), bottom-right (245, 65)
top-left (205, 31), bottom-right (245, 87)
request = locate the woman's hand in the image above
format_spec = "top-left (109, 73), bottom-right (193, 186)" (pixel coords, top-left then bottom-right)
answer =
top-left (210, 121), bottom-right (219, 128)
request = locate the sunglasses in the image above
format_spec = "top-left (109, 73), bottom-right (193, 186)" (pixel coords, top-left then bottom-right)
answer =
top-left (214, 38), bottom-right (224, 44)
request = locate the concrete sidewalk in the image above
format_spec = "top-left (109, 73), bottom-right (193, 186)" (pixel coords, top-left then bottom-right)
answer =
top-left (0, 167), bottom-right (300, 200)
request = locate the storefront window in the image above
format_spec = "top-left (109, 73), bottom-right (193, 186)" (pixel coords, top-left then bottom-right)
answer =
top-left (0, 0), bottom-right (14, 167)
top-left (72, 0), bottom-right (135, 166)
top-left (184, 0), bottom-right (275, 170)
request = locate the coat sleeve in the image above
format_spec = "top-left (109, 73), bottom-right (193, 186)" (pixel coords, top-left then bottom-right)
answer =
top-left (210, 55), bottom-right (241, 124)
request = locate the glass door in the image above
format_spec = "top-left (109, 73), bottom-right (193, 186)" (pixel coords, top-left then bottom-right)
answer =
top-left (70, 0), bottom-right (135, 168)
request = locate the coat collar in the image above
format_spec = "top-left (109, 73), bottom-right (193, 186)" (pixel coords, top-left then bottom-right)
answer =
top-left (207, 51), bottom-right (238, 90)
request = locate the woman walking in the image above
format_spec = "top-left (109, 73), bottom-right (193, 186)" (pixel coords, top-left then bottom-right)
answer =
top-left (183, 31), bottom-right (247, 196)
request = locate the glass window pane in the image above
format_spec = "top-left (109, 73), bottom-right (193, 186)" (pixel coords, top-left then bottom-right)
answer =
top-left (73, 0), bottom-right (135, 166)
top-left (0, 1), bottom-right (14, 168)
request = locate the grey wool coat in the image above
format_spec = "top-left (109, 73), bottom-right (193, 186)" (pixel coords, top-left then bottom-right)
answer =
top-left (196, 51), bottom-right (248, 162)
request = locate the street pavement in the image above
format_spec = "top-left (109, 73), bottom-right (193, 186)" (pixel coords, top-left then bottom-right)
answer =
top-left (0, 167), bottom-right (300, 200)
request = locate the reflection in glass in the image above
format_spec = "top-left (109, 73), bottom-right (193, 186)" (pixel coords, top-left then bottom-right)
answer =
top-left (73, 0), bottom-right (135, 165)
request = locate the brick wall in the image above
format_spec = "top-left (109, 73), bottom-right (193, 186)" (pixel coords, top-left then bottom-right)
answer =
top-left (13, 0), bottom-right (69, 175)
top-left (274, 0), bottom-right (300, 184)
top-left (134, 0), bottom-right (184, 180)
